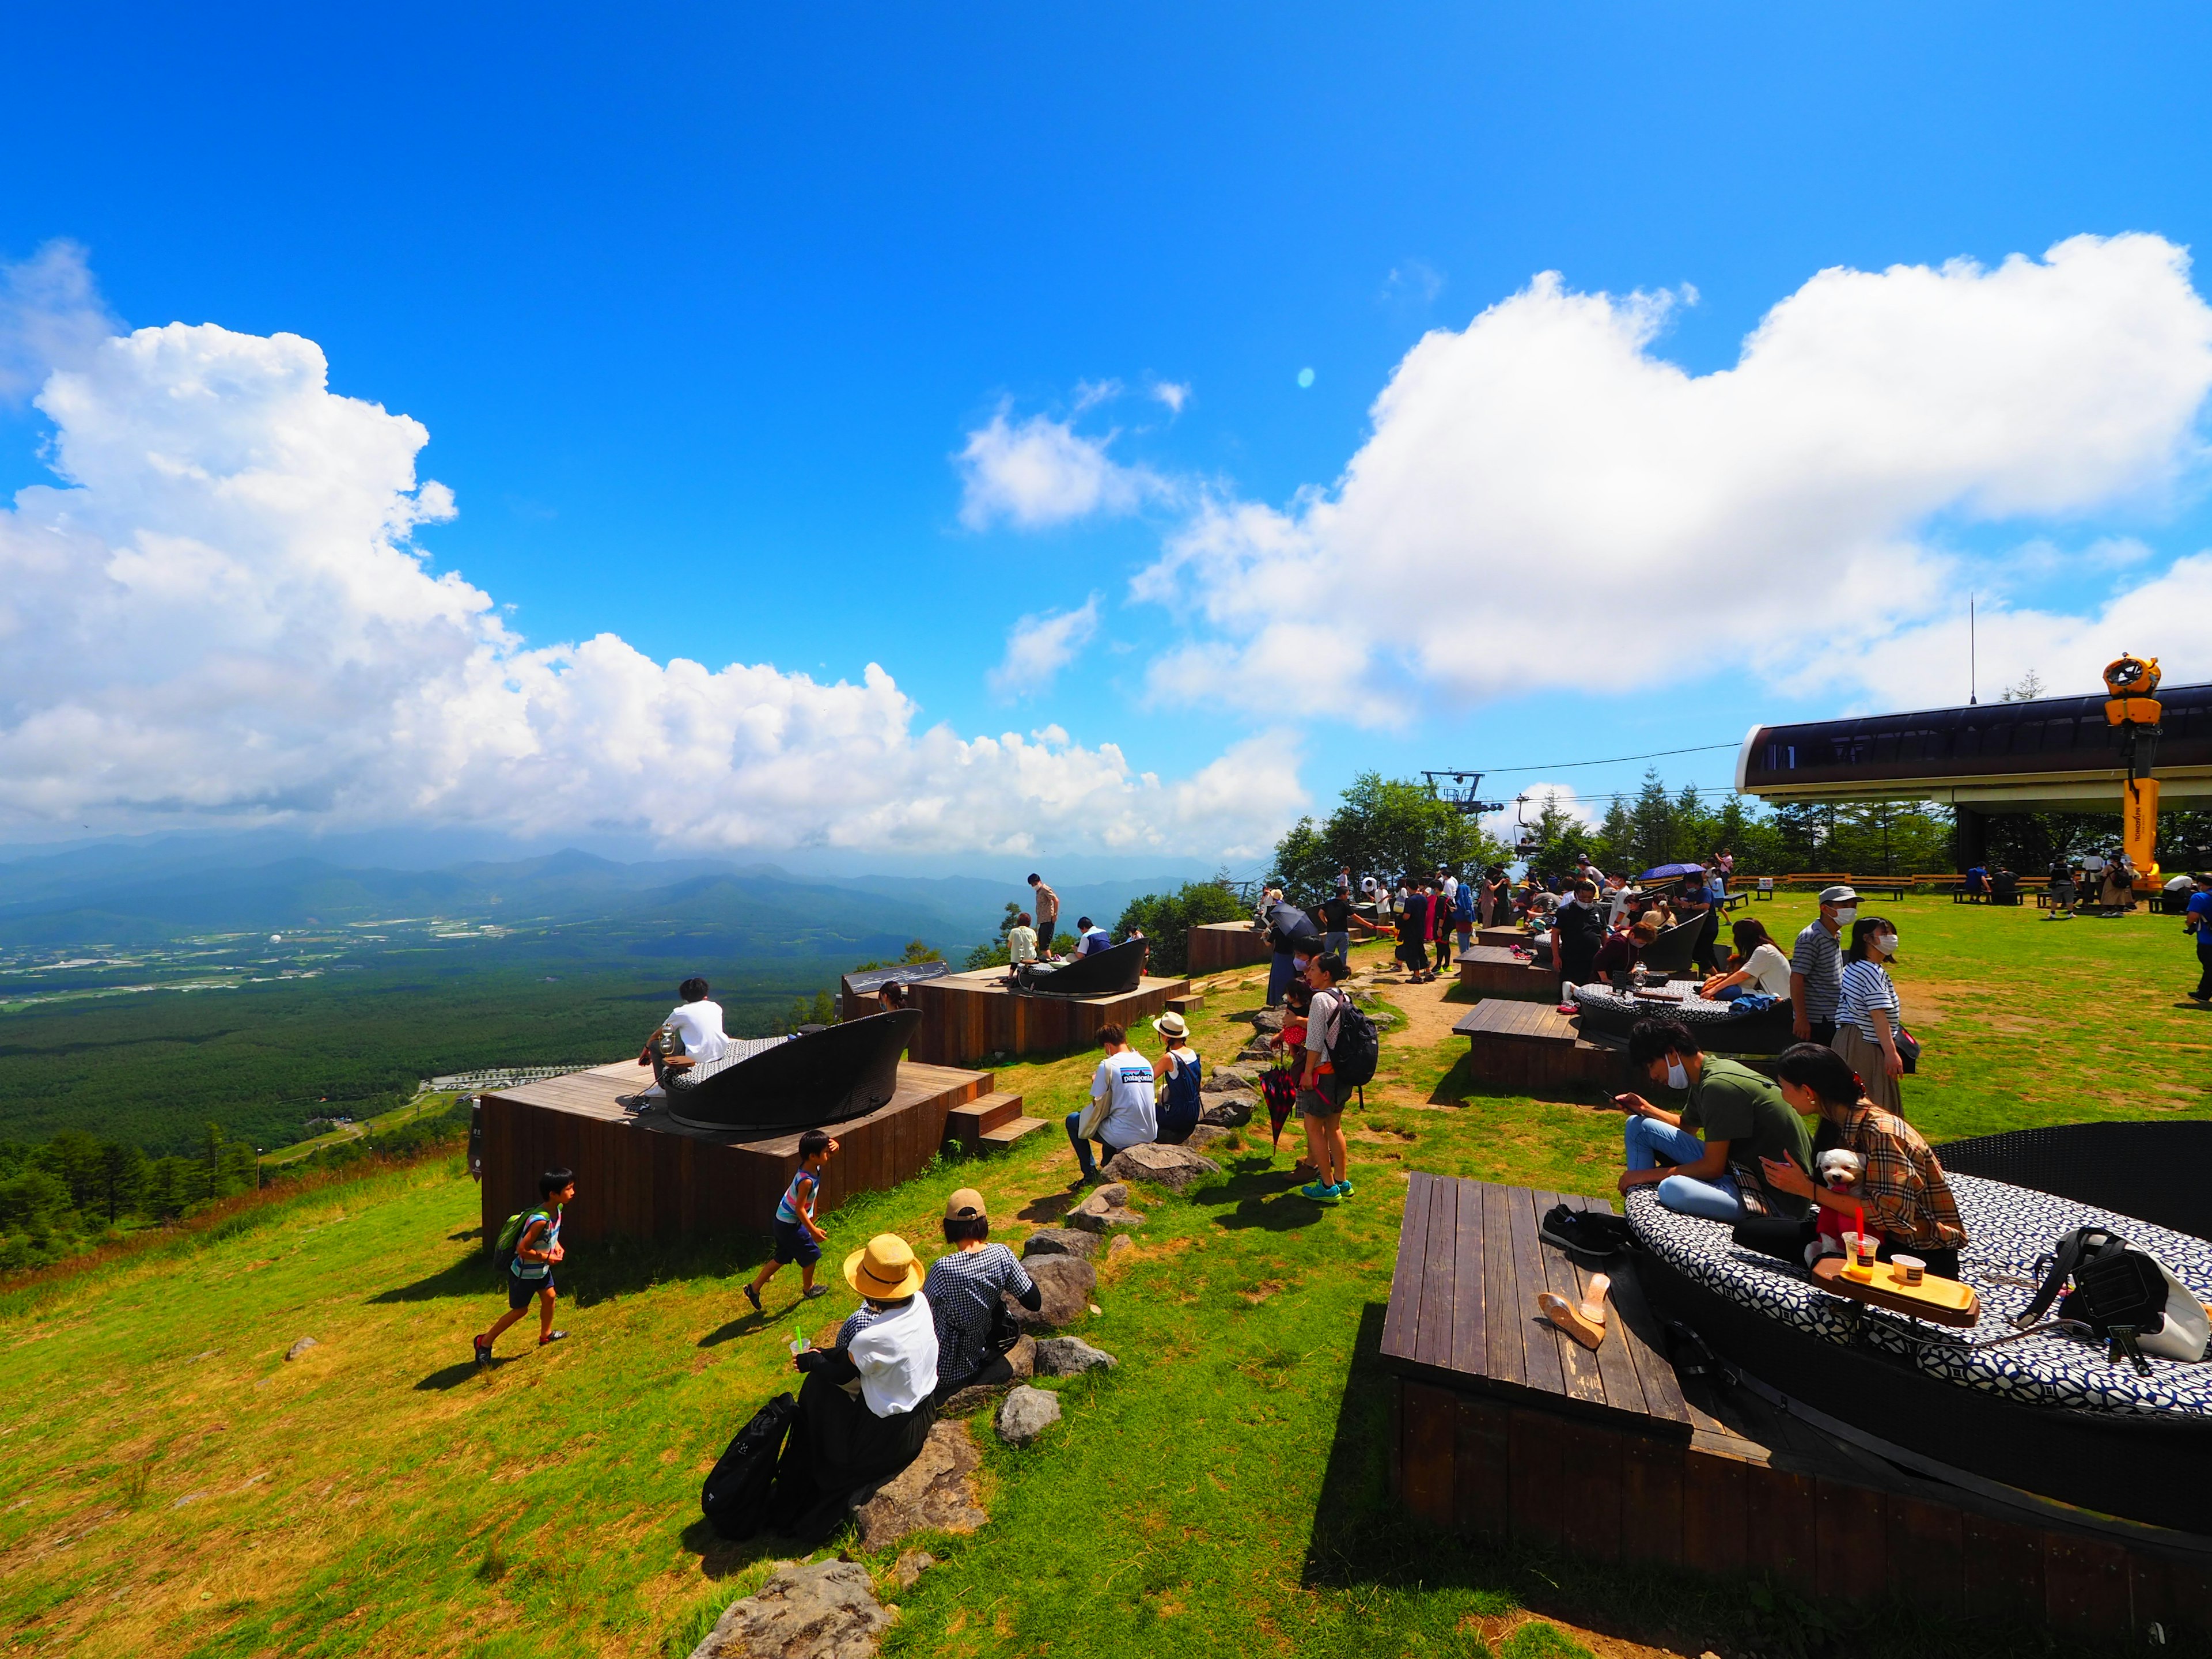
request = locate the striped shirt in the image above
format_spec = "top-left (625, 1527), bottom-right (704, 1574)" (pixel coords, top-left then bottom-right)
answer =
top-left (923, 1243), bottom-right (1036, 1389)
top-left (775, 1168), bottom-right (818, 1226)
top-left (1790, 920), bottom-right (1843, 1022)
top-left (1838, 958), bottom-right (1901, 1042)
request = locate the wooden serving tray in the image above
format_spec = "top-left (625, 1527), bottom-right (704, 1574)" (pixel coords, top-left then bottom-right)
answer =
top-left (1812, 1256), bottom-right (1980, 1327)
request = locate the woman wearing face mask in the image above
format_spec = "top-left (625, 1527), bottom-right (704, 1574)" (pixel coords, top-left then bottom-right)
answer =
top-left (1834, 916), bottom-right (1906, 1113)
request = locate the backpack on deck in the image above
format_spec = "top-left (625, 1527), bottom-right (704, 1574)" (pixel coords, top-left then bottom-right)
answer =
top-left (2015, 1225), bottom-right (2210, 1370)
top-left (1326, 994), bottom-right (1380, 1093)
top-left (700, 1392), bottom-right (800, 1540)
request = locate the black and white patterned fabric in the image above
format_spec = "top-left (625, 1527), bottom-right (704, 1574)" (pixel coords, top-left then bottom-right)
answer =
top-left (664, 1035), bottom-right (788, 1090)
top-left (1626, 1175), bottom-right (2212, 1418)
top-left (923, 1243), bottom-right (1035, 1388)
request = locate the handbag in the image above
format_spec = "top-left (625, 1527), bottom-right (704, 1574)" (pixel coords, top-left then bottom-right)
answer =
top-left (1076, 1093), bottom-right (1109, 1139)
top-left (1892, 1021), bottom-right (1921, 1074)
top-left (2015, 1226), bottom-right (2210, 1369)
top-left (987, 1293), bottom-right (1024, 1356)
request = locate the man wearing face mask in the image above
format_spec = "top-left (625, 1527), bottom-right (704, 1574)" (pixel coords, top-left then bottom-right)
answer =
top-left (1789, 885), bottom-right (1853, 1045)
top-left (1612, 1018), bottom-right (1813, 1222)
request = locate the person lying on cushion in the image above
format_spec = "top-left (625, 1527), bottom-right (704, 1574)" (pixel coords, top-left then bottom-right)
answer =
top-left (1072, 917), bottom-right (1113, 957)
top-left (1750, 1043), bottom-right (1968, 1280)
top-left (1613, 1017), bottom-right (1812, 1224)
top-left (1591, 915), bottom-right (1660, 988)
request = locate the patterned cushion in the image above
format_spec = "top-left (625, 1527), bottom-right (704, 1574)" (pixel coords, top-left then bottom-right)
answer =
top-left (1626, 1176), bottom-right (2212, 1418)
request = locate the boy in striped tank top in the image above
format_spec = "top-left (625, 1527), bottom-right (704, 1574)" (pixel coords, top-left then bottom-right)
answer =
top-left (745, 1130), bottom-right (838, 1312)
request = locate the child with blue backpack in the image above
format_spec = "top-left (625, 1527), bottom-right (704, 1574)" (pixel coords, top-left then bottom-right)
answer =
top-left (745, 1130), bottom-right (839, 1312)
top-left (476, 1166), bottom-right (574, 1365)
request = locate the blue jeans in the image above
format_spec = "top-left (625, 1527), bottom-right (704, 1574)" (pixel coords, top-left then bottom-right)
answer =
top-left (1623, 1114), bottom-right (1744, 1222)
top-left (1064, 1113), bottom-right (1127, 1179)
top-left (1325, 930), bottom-right (1350, 964)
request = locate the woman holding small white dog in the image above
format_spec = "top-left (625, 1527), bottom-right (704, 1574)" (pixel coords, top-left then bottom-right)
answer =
top-left (1754, 1044), bottom-right (1967, 1281)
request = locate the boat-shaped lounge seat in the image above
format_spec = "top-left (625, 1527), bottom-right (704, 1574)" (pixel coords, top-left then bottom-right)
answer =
top-left (1571, 984), bottom-right (1796, 1054)
top-left (1627, 1176), bottom-right (2212, 1418)
top-left (653, 1010), bottom-right (921, 1132)
top-left (1015, 937), bottom-right (1147, 998)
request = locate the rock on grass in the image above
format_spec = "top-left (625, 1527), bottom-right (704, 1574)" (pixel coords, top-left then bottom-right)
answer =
top-left (1009, 1256), bottom-right (1096, 1328)
top-left (1032, 1336), bottom-right (1117, 1376)
top-left (996, 1384), bottom-right (1062, 1448)
top-left (687, 1559), bottom-right (892, 1659)
top-left (1102, 1142), bottom-right (1219, 1194)
top-left (1020, 1226), bottom-right (1098, 1260)
top-left (850, 1420), bottom-right (985, 1551)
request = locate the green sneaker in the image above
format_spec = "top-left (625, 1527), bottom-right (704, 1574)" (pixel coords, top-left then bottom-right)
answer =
top-left (1332, 1179), bottom-right (1355, 1199)
top-left (1299, 1180), bottom-right (1340, 1206)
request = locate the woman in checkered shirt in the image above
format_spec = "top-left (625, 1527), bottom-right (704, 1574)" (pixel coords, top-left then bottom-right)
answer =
top-left (924, 1188), bottom-right (1042, 1404)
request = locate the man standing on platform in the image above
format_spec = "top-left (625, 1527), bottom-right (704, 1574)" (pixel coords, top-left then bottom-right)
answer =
top-left (1790, 885), bottom-right (1851, 1045)
top-left (1028, 873), bottom-right (1060, 957)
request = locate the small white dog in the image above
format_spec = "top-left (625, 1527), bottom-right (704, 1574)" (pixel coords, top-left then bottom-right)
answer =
top-left (1806, 1147), bottom-right (1868, 1266)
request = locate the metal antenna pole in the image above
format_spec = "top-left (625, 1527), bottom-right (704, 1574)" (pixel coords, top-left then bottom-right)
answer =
top-left (1969, 594), bottom-right (1978, 704)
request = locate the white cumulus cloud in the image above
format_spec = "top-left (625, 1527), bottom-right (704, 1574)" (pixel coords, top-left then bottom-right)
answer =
top-left (955, 406), bottom-right (1164, 530)
top-left (1135, 234), bottom-right (2212, 722)
top-left (0, 316), bottom-right (1301, 859)
top-left (988, 596), bottom-right (1101, 698)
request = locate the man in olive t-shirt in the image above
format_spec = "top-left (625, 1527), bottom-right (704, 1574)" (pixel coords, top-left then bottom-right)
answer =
top-left (1616, 1018), bottom-right (1812, 1222)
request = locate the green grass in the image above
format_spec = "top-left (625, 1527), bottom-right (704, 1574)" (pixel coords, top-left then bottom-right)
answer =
top-left (0, 908), bottom-right (2204, 1658)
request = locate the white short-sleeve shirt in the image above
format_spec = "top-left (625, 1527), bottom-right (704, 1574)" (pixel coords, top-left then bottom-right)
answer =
top-left (845, 1293), bottom-right (940, 1416)
top-left (666, 999), bottom-right (732, 1063)
top-left (1090, 1049), bottom-right (1158, 1147)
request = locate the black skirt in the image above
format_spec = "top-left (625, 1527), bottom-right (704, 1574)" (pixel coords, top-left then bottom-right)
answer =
top-left (770, 1368), bottom-right (938, 1544)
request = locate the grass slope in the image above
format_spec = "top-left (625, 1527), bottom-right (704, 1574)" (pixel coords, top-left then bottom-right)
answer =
top-left (0, 900), bottom-right (2205, 1658)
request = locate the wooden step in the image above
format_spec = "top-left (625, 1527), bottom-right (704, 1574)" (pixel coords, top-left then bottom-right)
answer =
top-left (1166, 994), bottom-right (1205, 1016)
top-left (946, 1091), bottom-right (1024, 1151)
top-left (978, 1114), bottom-right (1048, 1151)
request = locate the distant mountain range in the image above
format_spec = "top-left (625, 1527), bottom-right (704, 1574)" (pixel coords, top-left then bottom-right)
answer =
top-left (0, 841), bottom-right (1199, 957)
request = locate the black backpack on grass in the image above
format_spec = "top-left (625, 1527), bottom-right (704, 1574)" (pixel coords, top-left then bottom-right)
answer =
top-left (701, 1393), bottom-right (798, 1540)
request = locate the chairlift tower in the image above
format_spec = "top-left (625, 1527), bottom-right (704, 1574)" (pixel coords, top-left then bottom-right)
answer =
top-left (1421, 771), bottom-right (1506, 817)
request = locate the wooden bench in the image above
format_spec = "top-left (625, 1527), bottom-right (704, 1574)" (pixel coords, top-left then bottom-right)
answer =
top-left (1380, 1175), bottom-right (2212, 1639)
top-left (1454, 945), bottom-right (1559, 1003)
top-left (1453, 999), bottom-right (1622, 1090)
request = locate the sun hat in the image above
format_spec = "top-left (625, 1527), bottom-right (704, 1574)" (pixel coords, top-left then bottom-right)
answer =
top-left (1817, 884), bottom-right (1859, 906)
top-left (844, 1233), bottom-right (924, 1300)
top-left (944, 1187), bottom-right (987, 1222)
top-left (1156, 1010), bottom-right (1188, 1039)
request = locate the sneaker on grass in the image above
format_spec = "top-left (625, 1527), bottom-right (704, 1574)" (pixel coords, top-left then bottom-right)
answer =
top-left (1332, 1179), bottom-right (1354, 1198)
top-left (1298, 1180), bottom-right (1340, 1205)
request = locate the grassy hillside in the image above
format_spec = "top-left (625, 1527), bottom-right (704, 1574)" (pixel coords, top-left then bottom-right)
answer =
top-left (0, 899), bottom-right (2203, 1658)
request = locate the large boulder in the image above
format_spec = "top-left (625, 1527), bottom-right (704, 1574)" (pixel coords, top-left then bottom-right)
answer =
top-left (1021, 1226), bottom-right (1099, 1260)
top-left (1203, 1063), bottom-right (1259, 1092)
top-left (687, 1560), bottom-right (893, 1659)
top-left (1067, 1183), bottom-right (1144, 1234)
top-left (1199, 1094), bottom-right (1254, 1128)
top-left (1103, 1142), bottom-right (1221, 1195)
top-left (996, 1384), bottom-right (1062, 1448)
top-left (1009, 1256), bottom-right (1096, 1328)
top-left (849, 1419), bottom-right (986, 1551)
top-left (1032, 1336), bottom-right (1118, 1377)
top-left (1183, 1123), bottom-right (1233, 1150)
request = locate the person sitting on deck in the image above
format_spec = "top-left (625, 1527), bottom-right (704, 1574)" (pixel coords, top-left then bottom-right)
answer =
top-left (1700, 917), bottom-right (1794, 1002)
top-left (925, 1188), bottom-right (1041, 1406)
top-left (1592, 915), bottom-right (1660, 987)
top-left (1613, 1017), bottom-right (1812, 1224)
top-left (1072, 916), bottom-right (1112, 957)
top-left (1749, 1043), bottom-right (1968, 1281)
top-left (635, 976), bottom-right (732, 1093)
top-left (1003, 911), bottom-right (1039, 985)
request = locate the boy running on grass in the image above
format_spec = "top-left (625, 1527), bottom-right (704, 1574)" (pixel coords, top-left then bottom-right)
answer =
top-left (476, 1167), bottom-right (573, 1364)
top-left (745, 1130), bottom-right (838, 1311)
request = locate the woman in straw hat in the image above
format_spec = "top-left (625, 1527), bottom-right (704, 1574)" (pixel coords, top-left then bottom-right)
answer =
top-left (1150, 1010), bottom-right (1203, 1145)
top-left (924, 1188), bottom-right (1041, 1406)
top-left (774, 1233), bottom-right (941, 1542)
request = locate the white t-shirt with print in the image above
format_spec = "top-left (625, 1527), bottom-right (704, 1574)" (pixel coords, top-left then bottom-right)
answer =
top-left (1090, 1048), bottom-right (1158, 1147)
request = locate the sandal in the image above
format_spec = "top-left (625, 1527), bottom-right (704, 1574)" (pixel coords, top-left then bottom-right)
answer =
top-left (539, 1330), bottom-right (568, 1346)
top-left (802, 1285), bottom-right (830, 1299)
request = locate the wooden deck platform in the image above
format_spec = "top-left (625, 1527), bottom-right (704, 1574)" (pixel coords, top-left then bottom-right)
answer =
top-left (1475, 926), bottom-right (1529, 949)
top-left (1454, 945), bottom-right (1560, 1002)
top-left (479, 1058), bottom-right (1004, 1247)
top-left (1383, 1176), bottom-right (2212, 1642)
top-left (1187, 921), bottom-right (1275, 974)
top-left (1454, 1000), bottom-right (1623, 1090)
top-left (908, 966), bottom-right (1191, 1067)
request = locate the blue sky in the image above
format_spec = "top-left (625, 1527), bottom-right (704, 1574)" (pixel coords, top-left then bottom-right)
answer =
top-left (3, 4), bottom-right (2210, 874)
